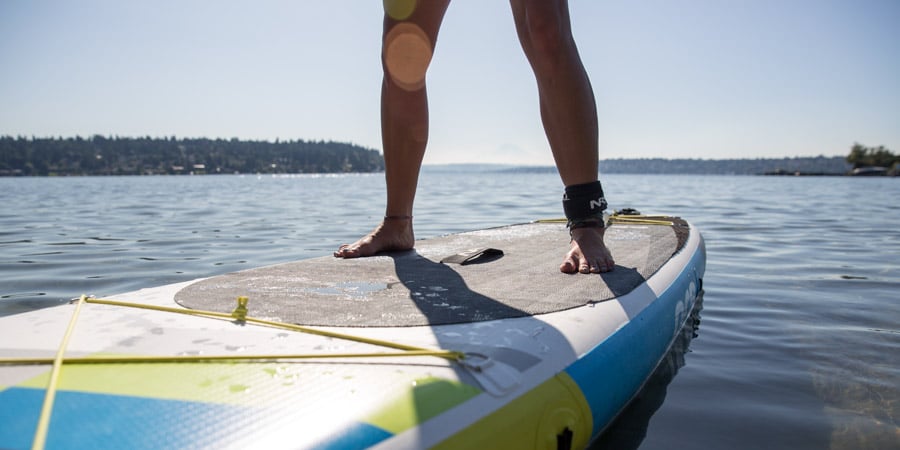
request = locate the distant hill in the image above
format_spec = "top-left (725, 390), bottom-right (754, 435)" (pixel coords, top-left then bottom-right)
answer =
top-left (494, 156), bottom-right (851, 175)
top-left (0, 136), bottom-right (384, 176)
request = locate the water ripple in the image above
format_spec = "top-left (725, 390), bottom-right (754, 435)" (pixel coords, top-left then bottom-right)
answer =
top-left (1, 173), bottom-right (898, 449)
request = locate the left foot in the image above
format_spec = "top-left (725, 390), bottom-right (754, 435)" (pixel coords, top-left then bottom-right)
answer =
top-left (560, 226), bottom-right (615, 274)
top-left (333, 216), bottom-right (414, 258)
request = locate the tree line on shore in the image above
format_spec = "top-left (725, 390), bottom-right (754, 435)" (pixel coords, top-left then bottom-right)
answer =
top-left (0, 135), bottom-right (385, 176)
top-left (845, 143), bottom-right (899, 172)
top-left (1, 136), bottom-right (896, 176)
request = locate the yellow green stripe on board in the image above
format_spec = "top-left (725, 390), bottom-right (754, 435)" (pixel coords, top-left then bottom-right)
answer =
top-left (17, 357), bottom-right (313, 406)
top-left (364, 377), bottom-right (481, 434)
top-left (433, 372), bottom-right (593, 450)
top-left (15, 357), bottom-right (483, 434)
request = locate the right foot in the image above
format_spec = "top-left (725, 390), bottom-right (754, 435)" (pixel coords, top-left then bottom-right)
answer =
top-left (560, 226), bottom-right (615, 274)
top-left (333, 216), bottom-right (415, 258)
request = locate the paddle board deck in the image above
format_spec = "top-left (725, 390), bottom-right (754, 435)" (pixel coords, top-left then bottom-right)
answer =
top-left (0, 217), bottom-right (705, 449)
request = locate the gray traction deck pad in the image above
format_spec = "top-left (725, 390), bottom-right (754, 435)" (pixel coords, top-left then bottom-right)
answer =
top-left (175, 221), bottom-right (686, 327)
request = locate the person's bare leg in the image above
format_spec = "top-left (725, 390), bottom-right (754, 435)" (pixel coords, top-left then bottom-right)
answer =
top-left (335, 1), bottom-right (450, 258)
top-left (510, 0), bottom-right (614, 273)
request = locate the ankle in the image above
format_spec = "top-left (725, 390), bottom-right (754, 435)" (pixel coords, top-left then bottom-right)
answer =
top-left (570, 225), bottom-right (604, 241)
top-left (378, 216), bottom-right (414, 235)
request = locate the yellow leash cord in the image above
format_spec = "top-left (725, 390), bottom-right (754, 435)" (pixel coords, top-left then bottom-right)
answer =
top-left (0, 296), bottom-right (464, 367)
top-left (30, 294), bottom-right (88, 450)
top-left (79, 297), bottom-right (464, 361)
top-left (0, 350), bottom-right (459, 366)
top-left (608, 215), bottom-right (675, 226)
top-left (536, 214), bottom-right (675, 227)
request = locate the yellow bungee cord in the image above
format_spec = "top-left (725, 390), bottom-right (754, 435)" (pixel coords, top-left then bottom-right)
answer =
top-left (6, 294), bottom-right (466, 450)
top-left (29, 294), bottom-right (88, 450)
top-left (536, 213), bottom-right (675, 227)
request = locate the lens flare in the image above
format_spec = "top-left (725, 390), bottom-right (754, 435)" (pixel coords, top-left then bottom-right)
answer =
top-left (383, 22), bottom-right (432, 91)
top-left (383, 0), bottom-right (417, 21)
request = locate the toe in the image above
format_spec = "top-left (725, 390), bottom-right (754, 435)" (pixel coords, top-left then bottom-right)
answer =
top-left (602, 256), bottom-right (615, 272)
top-left (600, 260), bottom-right (614, 273)
top-left (560, 257), bottom-right (578, 274)
top-left (334, 244), bottom-right (359, 258)
top-left (579, 261), bottom-right (591, 274)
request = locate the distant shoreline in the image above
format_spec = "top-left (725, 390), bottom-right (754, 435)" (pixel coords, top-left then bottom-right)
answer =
top-left (2, 134), bottom-right (894, 176)
top-left (0, 136), bottom-right (384, 176)
top-left (423, 156), bottom-right (872, 176)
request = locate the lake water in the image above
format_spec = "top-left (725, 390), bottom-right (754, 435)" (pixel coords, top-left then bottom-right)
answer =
top-left (1, 170), bottom-right (898, 449)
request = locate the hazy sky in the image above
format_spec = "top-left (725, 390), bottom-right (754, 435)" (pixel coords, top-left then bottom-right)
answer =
top-left (2, 0), bottom-right (898, 165)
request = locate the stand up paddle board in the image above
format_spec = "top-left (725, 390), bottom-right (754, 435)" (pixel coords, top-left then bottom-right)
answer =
top-left (0, 215), bottom-right (705, 449)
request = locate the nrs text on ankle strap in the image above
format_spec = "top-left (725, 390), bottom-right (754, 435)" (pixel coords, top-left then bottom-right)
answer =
top-left (562, 181), bottom-right (608, 229)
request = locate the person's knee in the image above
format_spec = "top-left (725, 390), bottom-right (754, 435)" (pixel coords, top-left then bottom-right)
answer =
top-left (527, 13), bottom-right (567, 54)
top-left (517, 4), bottom-right (575, 66)
top-left (382, 22), bottom-right (434, 91)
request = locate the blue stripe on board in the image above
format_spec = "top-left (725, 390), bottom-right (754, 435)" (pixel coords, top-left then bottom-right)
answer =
top-left (313, 422), bottom-right (394, 450)
top-left (566, 244), bottom-right (704, 437)
top-left (0, 387), bottom-right (246, 449)
top-left (0, 387), bottom-right (39, 450)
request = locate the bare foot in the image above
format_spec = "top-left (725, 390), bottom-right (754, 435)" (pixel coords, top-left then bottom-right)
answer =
top-left (560, 226), bottom-right (615, 274)
top-left (334, 216), bottom-right (414, 258)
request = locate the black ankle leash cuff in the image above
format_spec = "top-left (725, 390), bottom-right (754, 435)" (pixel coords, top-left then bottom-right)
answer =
top-left (563, 181), bottom-right (608, 230)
